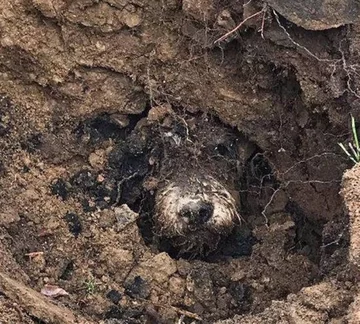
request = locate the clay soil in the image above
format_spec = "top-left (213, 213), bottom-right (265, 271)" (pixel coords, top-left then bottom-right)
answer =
top-left (1, 0), bottom-right (360, 323)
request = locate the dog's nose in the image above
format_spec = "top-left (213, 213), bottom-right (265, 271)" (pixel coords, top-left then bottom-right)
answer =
top-left (180, 201), bottom-right (214, 225)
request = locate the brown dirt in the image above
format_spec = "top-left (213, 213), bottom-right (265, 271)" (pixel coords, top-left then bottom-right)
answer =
top-left (0, 0), bottom-right (360, 323)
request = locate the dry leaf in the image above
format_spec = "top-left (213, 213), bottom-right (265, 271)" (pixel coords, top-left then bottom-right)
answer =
top-left (41, 285), bottom-right (69, 298)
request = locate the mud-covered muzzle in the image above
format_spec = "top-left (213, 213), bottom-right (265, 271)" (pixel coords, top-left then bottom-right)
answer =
top-left (154, 174), bottom-right (240, 254)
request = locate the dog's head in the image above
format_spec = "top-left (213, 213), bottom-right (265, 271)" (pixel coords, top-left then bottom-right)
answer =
top-left (135, 105), bottom-right (251, 254)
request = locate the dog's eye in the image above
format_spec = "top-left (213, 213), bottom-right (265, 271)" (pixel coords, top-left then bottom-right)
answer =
top-left (214, 141), bottom-right (236, 159)
top-left (215, 144), bottom-right (229, 156)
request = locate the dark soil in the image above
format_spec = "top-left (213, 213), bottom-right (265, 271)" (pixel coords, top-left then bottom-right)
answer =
top-left (0, 0), bottom-right (359, 323)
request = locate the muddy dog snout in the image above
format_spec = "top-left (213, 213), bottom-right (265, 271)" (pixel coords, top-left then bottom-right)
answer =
top-left (154, 174), bottom-right (241, 255)
top-left (179, 201), bottom-right (214, 225)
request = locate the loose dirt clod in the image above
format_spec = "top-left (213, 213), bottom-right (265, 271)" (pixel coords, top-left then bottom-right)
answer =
top-left (267, 0), bottom-right (360, 30)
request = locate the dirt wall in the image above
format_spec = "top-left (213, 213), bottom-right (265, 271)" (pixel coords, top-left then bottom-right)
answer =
top-left (0, 0), bottom-right (359, 323)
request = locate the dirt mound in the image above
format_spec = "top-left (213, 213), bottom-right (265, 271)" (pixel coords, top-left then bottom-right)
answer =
top-left (1, 0), bottom-right (360, 323)
top-left (266, 0), bottom-right (360, 30)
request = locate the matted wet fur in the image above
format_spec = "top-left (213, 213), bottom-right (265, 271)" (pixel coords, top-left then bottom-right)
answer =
top-left (134, 105), bottom-right (252, 255)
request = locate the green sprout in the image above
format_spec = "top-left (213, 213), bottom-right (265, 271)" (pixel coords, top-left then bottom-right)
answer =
top-left (339, 115), bottom-right (360, 164)
top-left (84, 277), bottom-right (97, 295)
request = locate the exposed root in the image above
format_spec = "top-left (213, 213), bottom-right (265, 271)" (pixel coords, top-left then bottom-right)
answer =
top-left (273, 9), bottom-right (360, 99)
top-left (214, 6), bottom-right (266, 44)
top-left (253, 153), bottom-right (343, 225)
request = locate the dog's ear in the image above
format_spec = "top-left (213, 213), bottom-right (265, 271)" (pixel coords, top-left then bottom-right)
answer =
top-left (108, 128), bottom-right (151, 177)
top-left (107, 129), bottom-right (154, 206)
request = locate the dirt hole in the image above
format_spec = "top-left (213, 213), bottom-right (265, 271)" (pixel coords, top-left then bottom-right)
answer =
top-left (0, 78), bottom-right (349, 322)
top-left (1, 100), bottom-right (350, 322)
top-left (62, 107), bottom-right (284, 260)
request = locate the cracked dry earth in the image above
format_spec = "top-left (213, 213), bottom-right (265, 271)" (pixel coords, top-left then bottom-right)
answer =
top-left (1, 0), bottom-right (360, 323)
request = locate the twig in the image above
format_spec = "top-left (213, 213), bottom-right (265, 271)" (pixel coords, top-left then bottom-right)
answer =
top-left (338, 42), bottom-right (360, 99)
top-left (214, 9), bottom-right (265, 44)
top-left (140, 299), bottom-right (202, 321)
top-left (177, 315), bottom-right (185, 324)
top-left (261, 187), bottom-right (280, 226)
top-left (321, 225), bottom-right (348, 248)
top-left (167, 305), bottom-right (202, 321)
top-left (25, 252), bottom-right (44, 261)
top-left (260, 8), bottom-right (266, 39)
top-left (113, 172), bottom-right (139, 205)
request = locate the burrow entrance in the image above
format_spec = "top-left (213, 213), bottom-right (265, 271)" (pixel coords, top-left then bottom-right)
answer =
top-left (44, 104), bottom-right (350, 320)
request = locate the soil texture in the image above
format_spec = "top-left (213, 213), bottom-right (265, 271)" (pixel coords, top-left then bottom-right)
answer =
top-left (1, 0), bottom-right (360, 323)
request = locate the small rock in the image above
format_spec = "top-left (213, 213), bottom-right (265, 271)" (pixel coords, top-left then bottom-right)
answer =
top-left (0, 207), bottom-right (20, 227)
top-left (129, 252), bottom-right (177, 285)
top-left (288, 301), bottom-right (328, 323)
top-left (101, 276), bottom-right (110, 283)
top-left (182, 0), bottom-right (216, 22)
top-left (125, 276), bottom-right (150, 299)
top-left (32, 0), bottom-right (57, 18)
top-left (230, 269), bottom-right (246, 281)
top-left (64, 212), bottom-right (82, 238)
top-left (18, 177), bottom-right (28, 187)
top-left (22, 156), bottom-right (31, 168)
top-left (88, 149), bottom-right (106, 169)
top-left (106, 290), bottom-right (122, 304)
top-left (123, 6), bottom-right (142, 28)
top-left (50, 179), bottom-right (69, 200)
top-left (114, 204), bottom-right (138, 231)
top-left (169, 276), bottom-right (185, 296)
top-left (0, 36), bottom-right (13, 47)
top-left (28, 252), bottom-right (46, 271)
top-left (177, 259), bottom-right (192, 276)
top-left (142, 177), bottom-right (159, 191)
top-left (184, 295), bottom-right (194, 307)
top-left (97, 174), bottom-right (105, 182)
top-left (147, 104), bottom-right (173, 122)
top-left (299, 282), bottom-right (352, 312)
top-left (97, 209), bottom-right (116, 228)
top-left (111, 114), bottom-right (129, 128)
top-left (22, 189), bottom-right (39, 201)
top-left (100, 247), bottom-right (134, 282)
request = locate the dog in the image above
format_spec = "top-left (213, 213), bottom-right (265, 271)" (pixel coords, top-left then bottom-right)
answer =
top-left (129, 105), bottom-right (253, 255)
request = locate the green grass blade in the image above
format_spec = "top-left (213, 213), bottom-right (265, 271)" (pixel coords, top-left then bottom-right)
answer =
top-left (349, 142), bottom-right (359, 162)
top-left (351, 115), bottom-right (360, 159)
top-left (339, 143), bottom-right (357, 164)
